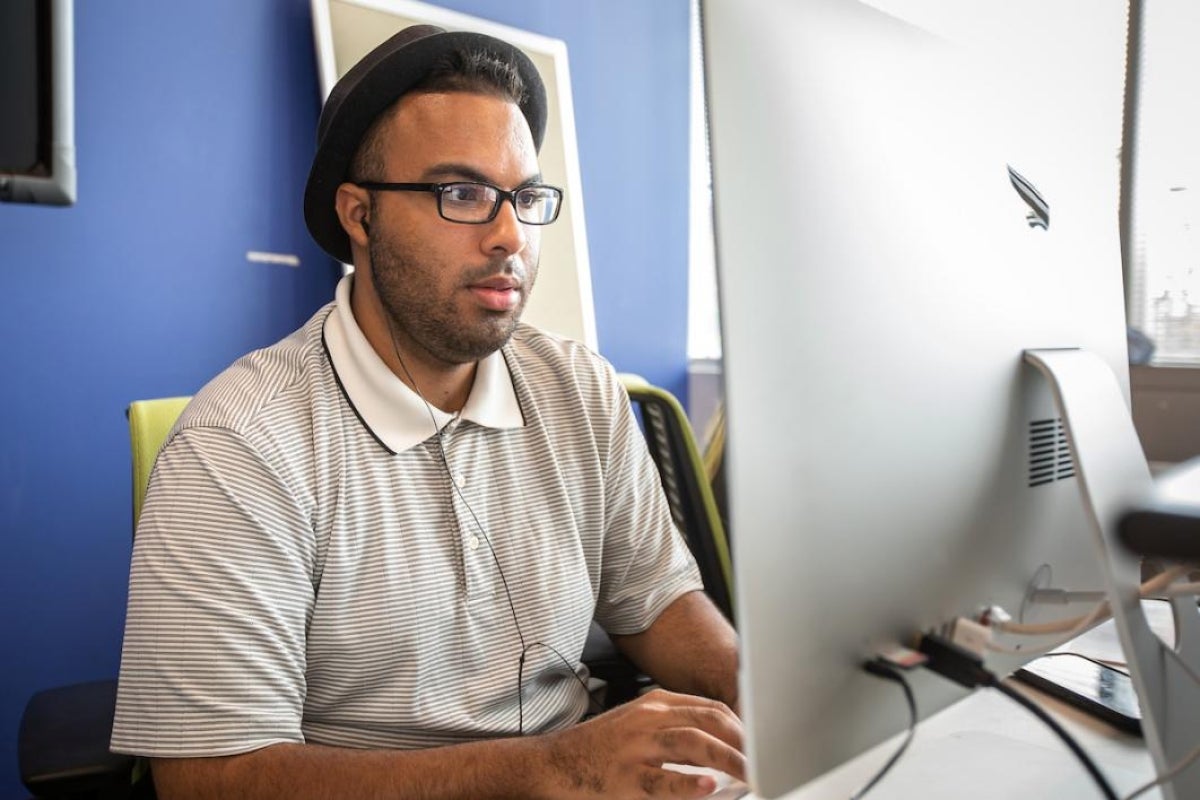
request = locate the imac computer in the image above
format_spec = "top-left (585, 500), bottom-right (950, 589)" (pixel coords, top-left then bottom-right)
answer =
top-left (703, 0), bottom-right (1199, 797)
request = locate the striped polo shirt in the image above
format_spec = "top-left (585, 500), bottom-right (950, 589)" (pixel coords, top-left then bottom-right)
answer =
top-left (111, 275), bottom-right (702, 757)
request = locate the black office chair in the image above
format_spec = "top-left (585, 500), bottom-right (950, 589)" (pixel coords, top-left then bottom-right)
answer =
top-left (580, 376), bottom-right (736, 708)
top-left (19, 399), bottom-right (189, 799)
top-left (620, 374), bottom-right (735, 621)
top-left (702, 400), bottom-right (731, 548)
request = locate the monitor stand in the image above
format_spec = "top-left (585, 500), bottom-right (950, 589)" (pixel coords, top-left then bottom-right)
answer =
top-left (1025, 348), bottom-right (1200, 800)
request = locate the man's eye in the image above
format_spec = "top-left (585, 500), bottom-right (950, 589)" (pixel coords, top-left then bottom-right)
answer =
top-left (519, 188), bottom-right (555, 207)
top-left (446, 185), bottom-right (487, 204)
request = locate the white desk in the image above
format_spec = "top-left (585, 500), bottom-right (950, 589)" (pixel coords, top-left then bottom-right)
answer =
top-left (682, 685), bottom-right (1155, 799)
top-left (691, 613), bottom-right (1170, 800)
top-left (743, 683), bottom-right (1155, 800)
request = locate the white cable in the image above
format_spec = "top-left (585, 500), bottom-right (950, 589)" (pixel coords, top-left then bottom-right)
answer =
top-left (986, 601), bottom-right (1112, 657)
top-left (996, 566), bottom-right (1190, 637)
top-left (1121, 742), bottom-right (1200, 800)
top-left (984, 567), bottom-right (1192, 657)
top-left (980, 569), bottom-right (1200, 799)
top-left (1116, 581), bottom-right (1200, 800)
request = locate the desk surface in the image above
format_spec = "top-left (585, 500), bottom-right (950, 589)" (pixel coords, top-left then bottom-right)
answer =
top-left (679, 685), bottom-right (1155, 800)
top-left (690, 613), bottom-right (1167, 800)
top-left (763, 684), bottom-right (1154, 800)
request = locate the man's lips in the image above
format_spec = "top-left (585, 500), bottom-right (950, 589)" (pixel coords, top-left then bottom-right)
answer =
top-left (467, 278), bottom-right (522, 311)
top-left (471, 276), bottom-right (520, 291)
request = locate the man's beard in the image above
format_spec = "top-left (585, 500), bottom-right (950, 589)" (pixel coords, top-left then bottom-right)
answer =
top-left (368, 231), bottom-right (531, 365)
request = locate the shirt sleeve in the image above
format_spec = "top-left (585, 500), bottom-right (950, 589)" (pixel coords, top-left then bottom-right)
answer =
top-left (111, 426), bottom-right (316, 757)
top-left (592, 370), bottom-right (704, 636)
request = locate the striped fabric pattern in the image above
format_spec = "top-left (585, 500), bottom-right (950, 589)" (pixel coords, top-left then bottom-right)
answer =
top-left (111, 302), bottom-right (701, 757)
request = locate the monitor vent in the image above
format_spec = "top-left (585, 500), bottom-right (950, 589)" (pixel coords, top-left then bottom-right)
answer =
top-left (1028, 418), bottom-right (1075, 487)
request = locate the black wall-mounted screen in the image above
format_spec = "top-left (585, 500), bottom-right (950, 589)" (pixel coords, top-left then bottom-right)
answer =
top-left (0, 0), bottom-right (75, 206)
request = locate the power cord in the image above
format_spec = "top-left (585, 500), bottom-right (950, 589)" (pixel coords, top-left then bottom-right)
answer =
top-left (990, 681), bottom-right (1118, 800)
top-left (985, 565), bottom-right (1192, 657)
top-left (918, 633), bottom-right (1119, 800)
top-left (1122, 741), bottom-right (1200, 800)
top-left (943, 615), bottom-right (1200, 798)
top-left (850, 659), bottom-right (918, 800)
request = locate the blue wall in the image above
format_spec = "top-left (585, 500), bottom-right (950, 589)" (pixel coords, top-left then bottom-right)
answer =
top-left (0, 2), bottom-right (690, 797)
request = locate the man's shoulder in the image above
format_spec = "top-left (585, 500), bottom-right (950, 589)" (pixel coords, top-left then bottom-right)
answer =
top-left (508, 324), bottom-right (609, 373)
top-left (179, 305), bottom-right (335, 438)
top-left (506, 324), bottom-right (628, 413)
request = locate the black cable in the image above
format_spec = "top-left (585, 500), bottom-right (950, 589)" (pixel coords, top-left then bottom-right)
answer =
top-left (1034, 651), bottom-right (1130, 678)
top-left (918, 634), bottom-right (1119, 800)
top-left (421, 373), bottom-right (606, 733)
top-left (849, 660), bottom-right (918, 800)
top-left (988, 679), bottom-right (1118, 800)
top-left (385, 322), bottom-right (605, 733)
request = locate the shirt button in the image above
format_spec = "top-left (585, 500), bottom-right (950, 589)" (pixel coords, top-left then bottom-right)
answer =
top-left (454, 470), bottom-right (466, 486)
top-left (468, 535), bottom-right (480, 551)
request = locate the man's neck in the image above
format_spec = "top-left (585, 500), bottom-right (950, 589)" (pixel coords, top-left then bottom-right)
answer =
top-left (350, 277), bottom-right (478, 414)
top-left (399, 357), bottom-right (478, 415)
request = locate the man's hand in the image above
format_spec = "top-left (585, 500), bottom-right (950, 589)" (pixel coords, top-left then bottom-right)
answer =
top-left (538, 688), bottom-right (745, 799)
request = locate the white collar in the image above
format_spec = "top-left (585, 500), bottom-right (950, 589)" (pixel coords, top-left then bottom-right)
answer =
top-left (322, 275), bottom-right (525, 454)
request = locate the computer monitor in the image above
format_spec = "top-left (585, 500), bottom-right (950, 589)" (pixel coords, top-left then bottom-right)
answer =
top-left (702, 0), bottom-right (1132, 796)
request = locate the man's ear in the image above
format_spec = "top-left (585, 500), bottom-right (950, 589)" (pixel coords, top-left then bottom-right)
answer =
top-left (335, 182), bottom-right (372, 251)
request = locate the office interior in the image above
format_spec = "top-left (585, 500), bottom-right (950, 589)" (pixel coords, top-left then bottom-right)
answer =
top-left (1, 1), bottom-right (1198, 799)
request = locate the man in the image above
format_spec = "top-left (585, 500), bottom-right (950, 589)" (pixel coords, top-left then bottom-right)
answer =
top-left (112, 25), bottom-right (741, 799)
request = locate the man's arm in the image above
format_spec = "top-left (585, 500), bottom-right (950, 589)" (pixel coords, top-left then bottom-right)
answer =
top-left (151, 689), bottom-right (744, 800)
top-left (610, 590), bottom-right (740, 712)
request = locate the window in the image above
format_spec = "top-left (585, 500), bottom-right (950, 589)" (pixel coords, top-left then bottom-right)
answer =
top-left (688, 0), bottom-right (720, 361)
top-left (1125, 0), bottom-right (1200, 365)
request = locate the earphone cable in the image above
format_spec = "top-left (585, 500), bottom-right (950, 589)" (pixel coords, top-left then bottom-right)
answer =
top-left (384, 321), bottom-right (604, 732)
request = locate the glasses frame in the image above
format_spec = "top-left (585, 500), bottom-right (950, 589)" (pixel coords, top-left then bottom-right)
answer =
top-left (355, 180), bottom-right (564, 225)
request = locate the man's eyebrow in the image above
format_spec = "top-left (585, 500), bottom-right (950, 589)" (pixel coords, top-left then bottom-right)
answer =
top-left (421, 162), bottom-right (544, 187)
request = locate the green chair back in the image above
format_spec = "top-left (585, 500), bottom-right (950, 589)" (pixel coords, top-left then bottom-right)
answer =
top-left (619, 374), bottom-right (735, 621)
top-left (128, 396), bottom-right (191, 528)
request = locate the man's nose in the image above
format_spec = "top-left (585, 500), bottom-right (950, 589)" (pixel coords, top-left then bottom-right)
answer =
top-left (481, 197), bottom-right (529, 257)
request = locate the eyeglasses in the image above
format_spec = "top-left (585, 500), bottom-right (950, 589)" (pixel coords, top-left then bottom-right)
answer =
top-left (355, 180), bottom-right (564, 225)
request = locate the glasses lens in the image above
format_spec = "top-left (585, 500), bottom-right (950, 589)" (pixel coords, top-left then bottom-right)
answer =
top-left (514, 186), bottom-right (562, 225)
top-left (439, 183), bottom-right (500, 223)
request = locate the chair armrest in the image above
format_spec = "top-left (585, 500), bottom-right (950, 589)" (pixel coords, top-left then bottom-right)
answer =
top-left (582, 622), bottom-right (652, 708)
top-left (18, 678), bottom-right (135, 797)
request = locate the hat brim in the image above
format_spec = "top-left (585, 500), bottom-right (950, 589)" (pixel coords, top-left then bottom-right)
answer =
top-left (304, 29), bottom-right (548, 265)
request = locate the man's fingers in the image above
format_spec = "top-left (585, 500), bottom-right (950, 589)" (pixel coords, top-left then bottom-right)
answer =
top-left (675, 704), bottom-right (744, 752)
top-left (652, 727), bottom-right (747, 782)
top-left (635, 691), bottom-right (744, 754)
top-left (637, 765), bottom-right (720, 799)
top-left (543, 690), bottom-right (747, 799)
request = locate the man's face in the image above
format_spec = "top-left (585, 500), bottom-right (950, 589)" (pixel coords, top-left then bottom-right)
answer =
top-left (364, 91), bottom-right (542, 366)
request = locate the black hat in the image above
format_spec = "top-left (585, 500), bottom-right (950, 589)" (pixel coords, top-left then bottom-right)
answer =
top-left (303, 25), bottom-right (548, 264)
